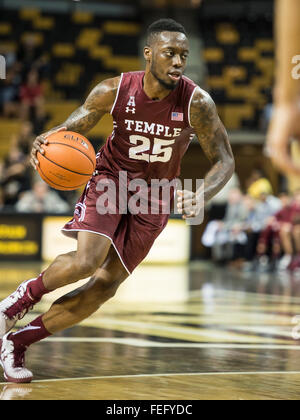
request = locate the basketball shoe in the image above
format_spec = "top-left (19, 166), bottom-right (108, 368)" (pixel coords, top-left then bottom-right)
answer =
top-left (0, 334), bottom-right (33, 383)
top-left (289, 254), bottom-right (300, 272)
top-left (0, 279), bottom-right (40, 338)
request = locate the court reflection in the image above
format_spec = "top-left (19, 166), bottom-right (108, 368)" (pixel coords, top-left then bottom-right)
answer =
top-left (112, 264), bottom-right (190, 303)
top-left (0, 384), bottom-right (33, 400)
top-left (1, 262), bottom-right (300, 399)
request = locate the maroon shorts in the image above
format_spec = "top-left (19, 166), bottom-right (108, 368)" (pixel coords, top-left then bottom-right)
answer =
top-left (62, 172), bottom-right (171, 274)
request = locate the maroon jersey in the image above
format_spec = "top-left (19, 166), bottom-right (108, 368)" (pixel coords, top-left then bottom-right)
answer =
top-left (276, 202), bottom-right (300, 224)
top-left (96, 71), bottom-right (197, 183)
top-left (63, 72), bottom-right (199, 274)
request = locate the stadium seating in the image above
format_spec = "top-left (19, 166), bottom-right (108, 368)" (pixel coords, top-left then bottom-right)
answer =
top-left (0, 6), bottom-right (274, 139)
top-left (200, 17), bottom-right (274, 130)
top-left (0, 8), bottom-right (142, 145)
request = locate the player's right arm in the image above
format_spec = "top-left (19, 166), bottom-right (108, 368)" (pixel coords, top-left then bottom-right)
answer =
top-left (274, 0), bottom-right (300, 104)
top-left (30, 76), bottom-right (121, 169)
top-left (266, 0), bottom-right (300, 175)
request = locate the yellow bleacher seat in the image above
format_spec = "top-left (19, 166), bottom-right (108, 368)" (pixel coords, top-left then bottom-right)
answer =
top-left (256, 57), bottom-right (274, 75)
top-left (223, 104), bottom-right (254, 130)
top-left (216, 23), bottom-right (240, 44)
top-left (42, 80), bottom-right (65, 101)
top-left (227, 85), bottom-right (265, 103)
top-left (0, 119), bottom-right (22, 159)
top-left (33, 16), bottom-right (54, 30)
top-left (0, 42), bottom-right (17, 53)
top-left (55, 63), bottom-right (83, 86)
top-left (238, 47), bottom-right (258, 62)
top-left (203, 48), bottom-right (224, 62)
top-left (52, 43), bottom-right (75, 58)
top-left (87, 73), bottom-right (116, 92)
top-left (204, 21), bottom-right (274, 129)
top-left (103, 21), bottom-right (141, 36)
top-left (19, 8), bottom-right (40, 20)
top-left (77, 29), bottom-right (102, 49)
top-left (44, 102), bottom-right (113, 139)
top-left (89, 45), bottom-right (112, 60)
top-left (103, 56), bottom-right (142, 73)
top-left (252, 75), bottom-right (270, 88)
top-left (89, 114), bottom-right (114, 138)
top-left (72, 11), bottom-right (93, 25)
top-left (0, 23), bottom-right (11, 35)
top-left (45, 101), bottom-right (80, 131)
top-left (207, 76), bottom-right (225, 89)
top-left (256, 39), bottom-right (274, 51)
top-left (224, 66), bottom-right (247, 81)
top-left (21, 32), bottom-right (44, 46)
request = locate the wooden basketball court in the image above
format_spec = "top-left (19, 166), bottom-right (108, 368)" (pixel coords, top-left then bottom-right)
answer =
top-left (1, 262), bottom-right (300, 400)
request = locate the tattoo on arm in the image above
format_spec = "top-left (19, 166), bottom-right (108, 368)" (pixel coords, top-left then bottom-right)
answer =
top-left (190, 88), bottom-right (235, 203)
top-left (61, 105), bottom-right (103, 135)
top-left (49, 77), bottom-right (120, 135)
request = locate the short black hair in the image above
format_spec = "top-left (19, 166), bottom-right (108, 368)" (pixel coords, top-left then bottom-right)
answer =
top-left (146, 19), bottom-right (187, 46)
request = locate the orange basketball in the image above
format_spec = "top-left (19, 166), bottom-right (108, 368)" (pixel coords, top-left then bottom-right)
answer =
top-left (37, 131), bottom-right (96, 191)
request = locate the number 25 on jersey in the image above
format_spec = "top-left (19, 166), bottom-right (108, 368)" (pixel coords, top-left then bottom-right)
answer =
top-left (129, 135), bottom-right (175, 163)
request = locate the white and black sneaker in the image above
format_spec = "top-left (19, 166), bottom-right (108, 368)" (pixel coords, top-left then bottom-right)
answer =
top-left (277, 255), bottom-right (292, 272)
top-left (0, 279), bottom-right (38, 338)
top-left (0, 334), bottom-right (33, 383)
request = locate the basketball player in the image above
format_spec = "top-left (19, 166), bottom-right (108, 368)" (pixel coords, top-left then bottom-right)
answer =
top-left (0, 19), bottom-right (234, 383)
top-left (267, 0), bottom-right (300, 175)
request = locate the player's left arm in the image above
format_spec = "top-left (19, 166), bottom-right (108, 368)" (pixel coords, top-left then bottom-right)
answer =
top-left (30, 77), bottom-right (120, 169)
top-left (177, 87), bottom-right (235, 219)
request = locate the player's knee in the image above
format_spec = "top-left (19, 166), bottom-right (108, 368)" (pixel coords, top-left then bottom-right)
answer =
top-left (293, 225), bottom-right (300, 235)
top-left (93, 276), bottom-right (124, 302)
top-left (76, 257), bottom-right (99, 277)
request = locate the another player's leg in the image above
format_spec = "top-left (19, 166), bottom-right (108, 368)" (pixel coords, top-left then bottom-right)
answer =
top-left (0, 248), bottom-right (128, 383)
top-left (278, 223), bottom-right (294, 270)
top-left (290, 225), bottom-right (300, 271)
top-left (0, 231), bottom-right (111, 338)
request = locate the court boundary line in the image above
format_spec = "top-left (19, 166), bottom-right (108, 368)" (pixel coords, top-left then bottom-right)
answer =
top-left (44, 337), bottom-right (300, 349)
top-left (188, 286), bottom-right (300, 304)
top-left (1, 370), bottom-right (300, 385)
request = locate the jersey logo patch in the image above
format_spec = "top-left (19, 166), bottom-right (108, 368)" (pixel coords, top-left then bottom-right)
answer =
top-left (126, 107), bottom-right (136, 114)
top-left (171, 112), bottom-right (183, 122)
top-left (126, 96), bottom-right (136, 114)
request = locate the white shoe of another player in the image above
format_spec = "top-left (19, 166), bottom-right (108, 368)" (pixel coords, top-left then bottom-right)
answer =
top-left (0, 334), bottom-right (33, 384)
top-left (0, 279), bottom-right (36, 339)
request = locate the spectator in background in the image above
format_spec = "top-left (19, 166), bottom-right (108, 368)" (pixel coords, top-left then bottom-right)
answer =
top-left (203, 189), bottom-right (282, 270)
top-left (16, 180), bottom-right (70, 214)
top-left (11, 120), bottom-right (35, 155)
top-left (246, 168), bottom-right (273, 199)
top-left (260, 89), bottom-right (274, 133)
top-left (0, 43), bottom-right (17, 69)
top-left (17, 35), bottom-right (43, 78)
top-left (242, 191), bottom-right (282, 270)
top-left (202, 188), bottom-right (248, 263)
top-left (0, 145), bottom-right (31, 208)
top-left (19, 69), bottom-right (45, 125)
top-left (0, 66), bottom-right (21, 118)
top-left (277, 189), bottom-right (300, 272)
top-left (206, 172), bottom-right (240, 221)
top-left (255, 191), bottom-right (291, 272)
